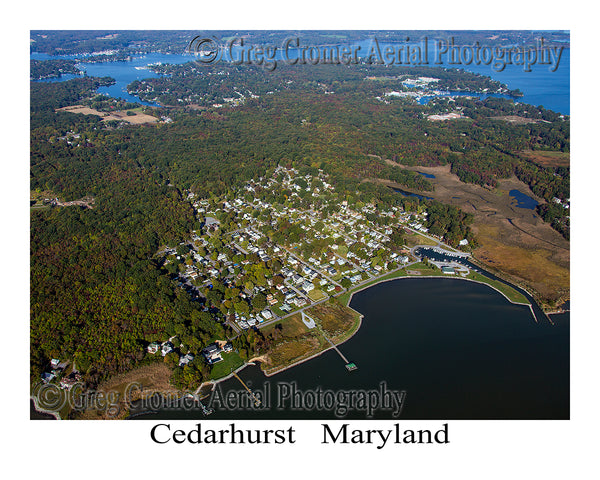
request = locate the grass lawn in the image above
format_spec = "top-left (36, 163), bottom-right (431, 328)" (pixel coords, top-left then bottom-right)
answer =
top-left (404, 231), bottom-right (438, 247)
top-left (209, 352), bottom-right (245, 380)
top-left (467, 271), bottom-right (529, 304)
top-left (270, 305), bottom-right (287, 317)
top-left (307, 289), bottom-right (327, 301)
top-left (407, 262), bottom-right (445, 275)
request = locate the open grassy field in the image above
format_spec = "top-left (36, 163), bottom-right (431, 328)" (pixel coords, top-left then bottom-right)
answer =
top-left (307, 301), bottom-right (359, 340)
top-left (260, 313), bottom-right (326, 374)
top-left (57, 105), bottom-right (158, 124)
top-left (261, 313), bottom-right (309, 338)
top-left (519, 150), bottom-right (570, 168)
top-left (261, 301), bottom-right (363, 374)
top-left (307, 288), bottom-right (327, 301)
top-left (490, 116), bottom-right (541, 125)
top-left (403, 231), bottom-right (438, 247)
top-left (264, 333), bottom-right (324, 373)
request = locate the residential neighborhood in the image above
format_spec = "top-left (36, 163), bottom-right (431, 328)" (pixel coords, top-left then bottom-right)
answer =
top-left (37, 165), bottom-right (474, 387)
top-left (159, 166), bottom-right (427, 336)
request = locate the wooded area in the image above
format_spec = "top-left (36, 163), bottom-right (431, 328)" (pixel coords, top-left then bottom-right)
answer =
top-left (30, 63), bottom-right (569, 389)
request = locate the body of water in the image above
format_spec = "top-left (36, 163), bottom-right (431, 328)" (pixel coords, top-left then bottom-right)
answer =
top-left (131, 277), bottom-right (569, 420)
top-left (460, 49), bottom-right (570, 115)
top-left (392, 188), bottom-right (434, 200)
top-left (31, 52), bottom-right (193, 106)
top-left (31, 39), bottom-right (569, 114)
top-left (509, 189), bottom-right (539, 210)
top-left (417, 171), bottom-right (436, 179)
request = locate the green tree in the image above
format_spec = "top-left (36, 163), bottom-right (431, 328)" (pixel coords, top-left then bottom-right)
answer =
top-left (252, 293), bottom-right (267, 311)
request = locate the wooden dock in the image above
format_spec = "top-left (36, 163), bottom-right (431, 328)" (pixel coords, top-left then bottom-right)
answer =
top-left (321, 329), bottom-right (357, 372)
top-left (232, 372), bottom-right (261, 406)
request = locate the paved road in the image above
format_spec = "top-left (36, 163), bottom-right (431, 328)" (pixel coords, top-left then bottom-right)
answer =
top-left (232, 243), bottom-right (249, 255)
top-left (282, 246), bottom-right (343, 287)
top-left (217, 222), bottom-right (462, 336)
top-left (330, 250), bottom-right (375, 279)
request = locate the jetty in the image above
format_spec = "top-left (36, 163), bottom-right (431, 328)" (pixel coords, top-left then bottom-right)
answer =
top-left (232, 372), bottom-right (262, 406)
top-left (317, 325), bottom-right (357, 372)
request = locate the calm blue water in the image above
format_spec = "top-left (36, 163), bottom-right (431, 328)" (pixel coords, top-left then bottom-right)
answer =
top-left (355, 39), bottom-right (570, 114)
top-left (509, 189), bottom-right (539, 209)
top-left (31, 52), bottom-right (193, 106)
top-left (392, 188), bottom-right (434, 200)
top-left (458, 48), bottom-right (570, 115)
top-left (31, 37), bottom-right (570, 114)
top-left (417, 171), bottom-right (435, 179)
top-left (130, 278), bottom-right (569, 420)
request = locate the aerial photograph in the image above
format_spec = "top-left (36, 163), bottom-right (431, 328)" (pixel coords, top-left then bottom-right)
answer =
top-left (30, 30), bottom-right (570, 421)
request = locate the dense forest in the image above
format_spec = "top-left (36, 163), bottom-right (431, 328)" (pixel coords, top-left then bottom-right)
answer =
top-left (30, 59), bottom-right (82, 80)
top-left (30, 58), bottom-right (569, 391)
top-left (129, 62), bottom-right (516, 107)
top-left (30, 76), bottom-right (115, 113)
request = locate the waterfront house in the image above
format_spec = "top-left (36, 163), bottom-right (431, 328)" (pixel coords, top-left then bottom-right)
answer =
top-left (202, 344), bottom-right (223, 364)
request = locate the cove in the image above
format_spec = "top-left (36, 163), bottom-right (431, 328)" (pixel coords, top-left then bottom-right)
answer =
top-left (132, 277), bottom-right (569, 420)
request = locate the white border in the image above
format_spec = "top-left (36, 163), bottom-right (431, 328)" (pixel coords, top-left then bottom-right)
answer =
top-left (6, 1), bottom-right (597, 478)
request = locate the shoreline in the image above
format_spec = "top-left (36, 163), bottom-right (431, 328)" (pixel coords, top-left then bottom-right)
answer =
top-left (207, 271), bottom-right (542, 387)
top-left (31, 270), bottom-right (561, 419)
top-left (468, 255), bottom-right (568, 315)
top-left (30, 395), bottom-right (61, 420)
top-left (194, 361), bottom-right (256, 395)
top-left (262, 313), bottom-right (364, 378)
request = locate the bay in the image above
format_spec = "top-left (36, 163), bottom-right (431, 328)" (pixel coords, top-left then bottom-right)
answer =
top-left (133, 278), bottom-right (569, 420)
top-left (31, 38), bottom-right (570, 114)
